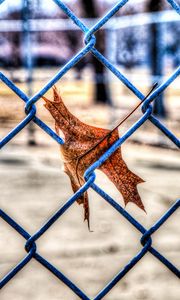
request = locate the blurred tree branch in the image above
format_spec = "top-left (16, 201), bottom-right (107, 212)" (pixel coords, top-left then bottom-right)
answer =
top-left (147, 0), bottom-right (167, 118)
top-left (81, 0), bottom-right (111, 104)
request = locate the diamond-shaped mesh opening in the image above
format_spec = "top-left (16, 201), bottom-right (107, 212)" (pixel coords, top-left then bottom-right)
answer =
top-left (0, 144), bottom-right (70, 231)
top-left (152, 209), bottom-right (180, 269)
top-left (0, 259), bottom-right (79, 300)
top-left (36, 75), bottom-right (94, 143)
top-left (0, 81), bottom-right (27, 144)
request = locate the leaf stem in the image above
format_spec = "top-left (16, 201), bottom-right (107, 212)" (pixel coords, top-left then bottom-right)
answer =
top-left (76, 82), bottom-right (158, 163)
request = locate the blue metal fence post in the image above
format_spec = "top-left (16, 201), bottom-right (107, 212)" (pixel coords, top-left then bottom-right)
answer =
top-left (22, 0), bottom-right (36, 145)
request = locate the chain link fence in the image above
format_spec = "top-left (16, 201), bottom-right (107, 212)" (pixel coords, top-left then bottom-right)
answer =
top-left (0, 0), bottom-right (179, 299)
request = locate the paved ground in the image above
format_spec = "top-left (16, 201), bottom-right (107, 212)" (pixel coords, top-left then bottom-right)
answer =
top-left (0, 142), bottom-right (179, 300)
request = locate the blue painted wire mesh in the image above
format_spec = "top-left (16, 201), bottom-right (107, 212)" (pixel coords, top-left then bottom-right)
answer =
top-left (0, 0), bottom-right (179, 298)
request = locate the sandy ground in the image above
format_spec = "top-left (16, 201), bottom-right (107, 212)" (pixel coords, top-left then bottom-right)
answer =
top-left (0, 141), bottom-right (179, 300)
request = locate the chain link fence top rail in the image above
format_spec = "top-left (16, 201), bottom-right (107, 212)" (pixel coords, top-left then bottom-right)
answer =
top-left (0, 0), bottom-right (180, 299)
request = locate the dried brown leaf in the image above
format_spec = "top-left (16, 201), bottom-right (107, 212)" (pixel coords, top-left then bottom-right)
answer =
top-left (43, 86), bottom-right (145, 229)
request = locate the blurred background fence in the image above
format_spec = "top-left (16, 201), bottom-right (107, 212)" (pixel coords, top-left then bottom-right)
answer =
top-left (0, 1), bottom-right (179, 146)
